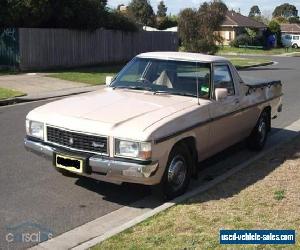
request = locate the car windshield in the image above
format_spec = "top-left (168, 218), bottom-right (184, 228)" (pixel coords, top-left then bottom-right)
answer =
top-left (111, 58), bottom-right (211, 98)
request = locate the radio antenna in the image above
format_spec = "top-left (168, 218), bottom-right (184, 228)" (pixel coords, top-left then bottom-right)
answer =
top-left (196, 63), bottom-right (200, 105)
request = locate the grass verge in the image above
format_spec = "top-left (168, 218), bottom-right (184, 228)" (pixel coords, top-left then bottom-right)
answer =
top-left (47, 65), bottom-right (122, 85)
top-left (0, 68), bottom-right (20, 76)
top-left (218, 46), bottom-right (300, 55)
top-left (93, 136), bottom-right (300, 249)
top-left (227, 57), bottom-right (271, 68)
top-left (0, 87), bottom-right (24, 100)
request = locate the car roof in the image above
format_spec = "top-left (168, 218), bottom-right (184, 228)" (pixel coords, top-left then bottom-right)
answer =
top-left (137, 51), bottom-right (228, 63)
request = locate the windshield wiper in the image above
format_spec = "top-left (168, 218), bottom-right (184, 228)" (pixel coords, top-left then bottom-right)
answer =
top-left (153, 90), bottom-right (197, 97)
top-left (136, 78), bottom-right (153, 85)
top-left (112, 85), bottom-right (153, 91)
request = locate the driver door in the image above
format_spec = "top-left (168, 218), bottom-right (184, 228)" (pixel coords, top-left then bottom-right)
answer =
top-left (208, 63), bottom-right (244, 155)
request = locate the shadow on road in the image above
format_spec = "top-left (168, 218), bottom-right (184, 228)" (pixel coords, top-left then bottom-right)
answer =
top-left (74, 177), bottom-right (151, 205)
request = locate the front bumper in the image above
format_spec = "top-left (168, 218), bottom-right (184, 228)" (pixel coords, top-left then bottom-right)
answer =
top-left (24, 137), bottom-right (161, 185)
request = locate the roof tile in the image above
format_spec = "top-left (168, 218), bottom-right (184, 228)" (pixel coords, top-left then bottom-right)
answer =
top-left (222, 11), bottom-right (266, 29)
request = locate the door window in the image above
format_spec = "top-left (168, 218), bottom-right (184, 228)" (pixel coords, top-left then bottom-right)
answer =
top-left (213, 64), bottom-right (235, 96)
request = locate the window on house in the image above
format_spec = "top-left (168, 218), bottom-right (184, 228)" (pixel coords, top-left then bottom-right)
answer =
top-left (225, 31), bottom-right (231, 41)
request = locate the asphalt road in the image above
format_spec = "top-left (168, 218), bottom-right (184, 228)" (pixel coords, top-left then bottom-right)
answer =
top-left (0, 56), bottom-right (299, 249)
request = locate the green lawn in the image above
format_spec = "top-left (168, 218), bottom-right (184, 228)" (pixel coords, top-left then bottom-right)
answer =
top-left (93, 136), bottom-right (300, 249)
top-left (218, 46), bottom-right (300, 55)
top-left (47, 65), bottom-right (123, 85)
top-left (0, 87), bottom-right (24, 100)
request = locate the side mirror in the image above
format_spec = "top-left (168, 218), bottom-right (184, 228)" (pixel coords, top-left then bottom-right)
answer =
top-left (215, 88), bottom-right (228, 101)
top-left (105, 76), bottom-right (113, 86)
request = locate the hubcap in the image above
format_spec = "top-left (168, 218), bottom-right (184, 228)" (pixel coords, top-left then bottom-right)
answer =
top-left (258, 118), bottom-right (267, 144)
top-left (168, 155), bottom-right (187, 192)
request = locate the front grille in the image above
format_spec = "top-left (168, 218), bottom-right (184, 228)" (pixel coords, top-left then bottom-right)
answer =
top-left (46, 126), bottom-right (108, 155)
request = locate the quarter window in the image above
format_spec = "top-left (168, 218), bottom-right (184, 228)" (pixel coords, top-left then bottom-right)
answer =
top-left (293, 36), bottom-right (299, 40)
top-left (213, 65), bottom-right (235, 96)
top-left (285, 35), bottom-right (292, 40)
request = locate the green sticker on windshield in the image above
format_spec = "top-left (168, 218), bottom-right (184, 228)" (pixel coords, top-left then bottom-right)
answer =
top-left (201, 86), bottom-right (209, 93)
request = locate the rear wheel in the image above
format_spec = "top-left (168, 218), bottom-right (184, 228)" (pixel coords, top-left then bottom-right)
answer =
top-left (292, 43), bottom-right (298, 49)
top-left (153, 144), bottom-right (192, 200)
top-left (247, 110), bottom-right (269, 151)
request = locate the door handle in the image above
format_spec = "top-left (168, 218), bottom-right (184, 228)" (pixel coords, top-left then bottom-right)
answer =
top-left (234, 99), bottom-right (240, 104)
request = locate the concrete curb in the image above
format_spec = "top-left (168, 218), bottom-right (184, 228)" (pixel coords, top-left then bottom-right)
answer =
top-left (219, 52), bottom-right (292, 57)
top-left (0, 86), bottom-right (104, 107)
top-left (0, 97), bottom-right (17, 106)
top-left (30, 118), bottom-right (300, 250)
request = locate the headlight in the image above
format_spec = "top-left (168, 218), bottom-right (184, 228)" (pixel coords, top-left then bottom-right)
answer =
top-left (26, 120), bottom-right (44, 140)
top-left (115, 139), bottom-right (151, 160)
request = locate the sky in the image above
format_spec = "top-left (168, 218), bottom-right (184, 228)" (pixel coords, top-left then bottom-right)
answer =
top-left (107, 0), bottom-right (300, 17)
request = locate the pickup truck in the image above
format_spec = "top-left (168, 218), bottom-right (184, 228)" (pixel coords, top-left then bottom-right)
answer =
top-left (24, 52), bottom-right (283, 199)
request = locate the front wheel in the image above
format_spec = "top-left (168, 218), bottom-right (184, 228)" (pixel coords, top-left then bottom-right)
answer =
top-left (292, 43), bottom-right (298, 49)
top-left (247, 111), bottom-right (269, 151)
top-left (154, 144), bottom-right (192, 200)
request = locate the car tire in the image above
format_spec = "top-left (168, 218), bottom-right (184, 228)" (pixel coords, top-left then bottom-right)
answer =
top-left (55, 167), bottom-right (78, 177)
top-left (292, 43), bottom-right (298, 49)
top-left (247, 110), bottom-right (269, 151)
top-left (153, 144), bottom-right (192, 200)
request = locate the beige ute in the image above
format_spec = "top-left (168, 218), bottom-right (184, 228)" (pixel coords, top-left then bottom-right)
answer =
top-left (24, 52), bottom-right (283, 199)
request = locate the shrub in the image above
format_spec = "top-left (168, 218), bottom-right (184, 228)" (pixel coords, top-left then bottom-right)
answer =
top-left (230, 34), bottom-right (252, 47)
top-left (105, 12), bottom-right (138, 32)
top-left (230, 32), bottom-right (266, 48)
top-left (156, 17), bottom-right (178, 30)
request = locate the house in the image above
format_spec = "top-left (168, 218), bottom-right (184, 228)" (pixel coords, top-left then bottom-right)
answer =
top-left (218, 11), bottom-right (267, 45)
top-left (280, 23), bottom-right (300, 35)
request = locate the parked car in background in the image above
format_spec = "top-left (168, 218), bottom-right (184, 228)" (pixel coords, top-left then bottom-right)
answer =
top-left (24, 52), bottom-right (283, 199)
top-left (282, 34), bottom-right (300, 48)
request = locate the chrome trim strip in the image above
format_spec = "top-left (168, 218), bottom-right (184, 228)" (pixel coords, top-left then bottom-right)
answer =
top-left (154, 94), bottom-right (283, 144)
top-left (46, 125), bottom-right (109, 156)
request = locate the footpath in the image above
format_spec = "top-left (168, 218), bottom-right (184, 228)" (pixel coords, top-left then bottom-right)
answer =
top-left (0, 73), bottom-right (104, 105)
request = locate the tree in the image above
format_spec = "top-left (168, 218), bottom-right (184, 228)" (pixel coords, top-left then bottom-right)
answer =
top-left (288, 16), bottom-right (300, 24)
top-left (157, 1), bottom-right (167, 18)
top-left (0, 0), bottom-right (137, 31)
top-left (127, 0), bottom-right (155, 26)
top-left (249, 5), bottom-right (261, 17)
top-left (273, 3), bottom-right (298, 18)
top-left (178, 1), bottom-right (228, 54)
top-left (268, 20), bottom-right (281, 47)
